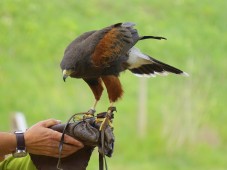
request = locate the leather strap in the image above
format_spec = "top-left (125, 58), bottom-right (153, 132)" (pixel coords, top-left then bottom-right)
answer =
top-left (99, 127), bottom-right (108, 170)
top-left (15, 132), bottom-right (26, 150)
top-left (99, 153), bottom-right (104, 170)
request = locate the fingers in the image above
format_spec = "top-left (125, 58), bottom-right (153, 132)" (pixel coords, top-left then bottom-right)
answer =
top-left (26, 119), bottom-right (84, 158)
top-left (63, 134), bottom-right (84, 148)
top-left (39, 119), bottom-right (61, 128)
top-left (49, 132), bottom-right (84, 158)
top-left (50, 130), bottom-right (83, 147)
top-left (28, 139), bottom-right (82, 158)
top-left (42, 136), bottom-right (83, 158)
top-left (60, 144), bottom-right (82, 158)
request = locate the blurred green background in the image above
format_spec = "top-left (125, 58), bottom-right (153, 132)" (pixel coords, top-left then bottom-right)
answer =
top-left (0, 0), bottom-right (226, 169)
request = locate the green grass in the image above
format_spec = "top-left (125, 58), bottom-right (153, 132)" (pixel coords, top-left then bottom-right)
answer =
top-left (0, 0), bottom-right (227, 169)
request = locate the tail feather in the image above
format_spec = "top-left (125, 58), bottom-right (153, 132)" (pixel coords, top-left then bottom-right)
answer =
top-left (140, 35), bottom-right (167, 41)
top-left (130, 61), bottom-right (187, 77)
top-left (149, 57), bottom-right (185, 74)
top-left (127, 47), bottom-right (188, 77)
top-left (139, 65), bottom-right (151, 74)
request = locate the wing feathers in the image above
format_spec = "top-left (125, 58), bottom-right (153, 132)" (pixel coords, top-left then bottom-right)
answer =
top-left (91, 25), bottom-right (135, 67)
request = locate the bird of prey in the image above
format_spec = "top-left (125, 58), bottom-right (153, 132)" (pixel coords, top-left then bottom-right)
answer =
top-left (60, 22), bottom-right (188, 112)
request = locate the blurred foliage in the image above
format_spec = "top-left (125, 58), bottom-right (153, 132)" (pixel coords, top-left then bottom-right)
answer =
top-left (0, 0), bottom-right (227, 169)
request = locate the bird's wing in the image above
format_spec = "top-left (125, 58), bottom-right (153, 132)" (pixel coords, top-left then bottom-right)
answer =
top-left (91, 23), bottom-right (138, 67)
top-left (60, 30), bottom-right (97, 70)
top-left (64, 30), bottom-right (97, 54)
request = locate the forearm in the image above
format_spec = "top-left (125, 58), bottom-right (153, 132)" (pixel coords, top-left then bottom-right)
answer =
top-left (0, 132), bottom-right (16, 156)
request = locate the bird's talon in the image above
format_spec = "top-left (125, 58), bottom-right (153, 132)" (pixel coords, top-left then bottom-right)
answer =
top-left (81, 109), bottom-right (95, 119)
top-left (87, 109), bottom-right (96, 115)
top-left (107, 106), bottom-right (117, 113)
top-left (99, 108), bottom-right (115, 131)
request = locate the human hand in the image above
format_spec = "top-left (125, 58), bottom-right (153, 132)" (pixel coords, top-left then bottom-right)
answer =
top-left (24, 119), bottom-right (84, 158)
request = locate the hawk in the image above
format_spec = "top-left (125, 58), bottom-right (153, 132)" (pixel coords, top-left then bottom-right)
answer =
top-left (60, 22), bottom-right (188, 112)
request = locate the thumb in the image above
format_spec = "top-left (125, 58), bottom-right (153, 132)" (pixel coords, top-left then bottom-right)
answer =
top-left (39, 119), bottom-right (61, 128)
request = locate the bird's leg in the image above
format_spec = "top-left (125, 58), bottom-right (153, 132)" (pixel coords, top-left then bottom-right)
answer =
top-left (87, 100), bottom-right (98, 115)
top-left (83, 78), bottom-right (103, 114)
top-left (108, 102), bottom-right (114, 112)
top-left (91, 100), bottom-right (98, 112)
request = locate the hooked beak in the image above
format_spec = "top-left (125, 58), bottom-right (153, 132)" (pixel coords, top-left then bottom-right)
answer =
top-left (63, 74), bottom-right (68, 82)
top-left (62, 69), bottom-right (71, 82)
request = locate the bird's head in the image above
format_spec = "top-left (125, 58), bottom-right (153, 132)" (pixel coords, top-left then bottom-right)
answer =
top-left (62, 69), bottom-right (73, 82)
